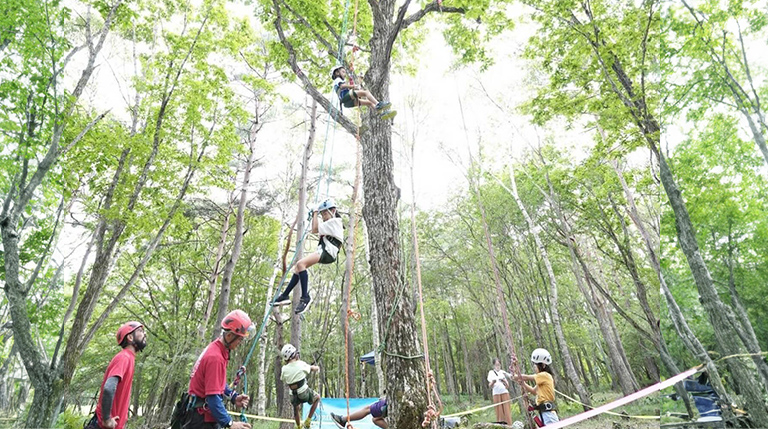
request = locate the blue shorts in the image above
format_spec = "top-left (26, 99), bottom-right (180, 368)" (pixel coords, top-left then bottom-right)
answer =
top-left (370, 398), bottom-right (387, 418)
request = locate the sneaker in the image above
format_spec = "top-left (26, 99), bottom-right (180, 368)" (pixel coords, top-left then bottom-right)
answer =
top-left (294, 296), bottom-right (313, 315)
top-left (303, 417), bottom-right (312, 429)
top-left (330, 412), bottom-right (346, 428)
top-left (375, 101), bottom-right (391, 111)
top-left (272, 294), bottom-right (291, 306)
top-left (380, 110), bottom-right (397, 120)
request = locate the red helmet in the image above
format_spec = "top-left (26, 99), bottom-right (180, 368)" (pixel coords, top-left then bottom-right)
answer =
top-left (116, 321), bottom-right (143, 345)
top-left (221, 310), bottom-right (254, 338)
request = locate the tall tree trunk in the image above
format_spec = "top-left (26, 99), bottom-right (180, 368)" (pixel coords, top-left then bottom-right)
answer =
top-left (361, 69), bottom-right (426, 428)
top-left (200, 204), bottom-right (232, 340)
top-left (507, 164), bottom-right (592, 406)
top-left (723, 229), bottom-right (768, 387)
top-left (258, 224), bottom-right (285, 415)
top-left (278, 99), bottom-right (314, 428)
top-left (453, 310), bottom-right (474, 397)
top-left (658, 151), bottom-right (768, 425)
top-left (535, 167), bottom-right (639, 396)
top-left (213, 108), bottom-right (261, 339)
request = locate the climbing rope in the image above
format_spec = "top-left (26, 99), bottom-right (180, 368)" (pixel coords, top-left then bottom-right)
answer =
top-left (234, 94), bottom-right (341, 422)
top-left (341, 115), bottom-right (363, 429)
top-left (408, 157), bottom-right (442, 429)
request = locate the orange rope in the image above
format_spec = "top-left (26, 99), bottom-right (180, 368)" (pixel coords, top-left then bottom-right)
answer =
top-left (343, 136), bottom-right (363, 428)
top-left (410, 181), bottom-right (441, 429)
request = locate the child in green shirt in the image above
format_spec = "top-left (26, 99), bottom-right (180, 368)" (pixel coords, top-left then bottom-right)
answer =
top-left (280, 344), bottom-right (321, 429)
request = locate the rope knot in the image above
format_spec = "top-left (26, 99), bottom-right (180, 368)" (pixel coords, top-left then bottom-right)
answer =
top-left (347, 309), bottom-right (362, 321)
top-left (421, 404), bottom-right (439, 427)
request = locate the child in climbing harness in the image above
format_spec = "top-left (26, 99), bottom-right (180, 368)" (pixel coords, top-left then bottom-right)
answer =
top-left (330, 396), bottom-right (388, 428)
top-left (273, 199), bottom-right (344, 315)
top-left (331, 65), bottom-right (396, 120)
top-left (513, 348), bottom-right (559, 426)
top-left (280, 344), bottom-right (321, 429)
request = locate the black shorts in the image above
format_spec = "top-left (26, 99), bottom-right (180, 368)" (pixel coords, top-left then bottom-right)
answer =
top-left (181, 410), bottom-right (219, 429)
top-left (340, 90), bottom-right (356, 108)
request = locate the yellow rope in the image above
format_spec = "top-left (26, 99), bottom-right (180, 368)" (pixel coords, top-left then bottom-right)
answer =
top-left (442, 395), bottom-right (522, 418)
top-left (554, 389), bottom-right (659, 420)
top-left (228, 411), bottom-right (295, 423)
top-left (714, 351), bottom-right (768, 362)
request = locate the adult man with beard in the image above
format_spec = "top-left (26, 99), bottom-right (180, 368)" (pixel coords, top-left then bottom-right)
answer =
top-left (85, 321), bottom-right (147, 429)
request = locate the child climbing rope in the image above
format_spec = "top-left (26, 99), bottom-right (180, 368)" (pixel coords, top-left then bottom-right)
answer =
top-left (280, 344), bottom-right (321, 429)
top-left (273, 199), bottom-right (344, 315)
top-left (330, 396), bottom-right (388, 428)
top-left (331, 65), bottom-right (396, 121)
top-left (512, 348), bottom-right (559, 426)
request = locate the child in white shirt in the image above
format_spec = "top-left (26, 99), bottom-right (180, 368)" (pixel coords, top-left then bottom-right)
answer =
top-left (273, 199), bottom-right (344, 315)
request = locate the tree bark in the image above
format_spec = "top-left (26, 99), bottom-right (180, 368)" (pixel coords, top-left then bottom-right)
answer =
top-left (658, 151), bottom-right (768, 425)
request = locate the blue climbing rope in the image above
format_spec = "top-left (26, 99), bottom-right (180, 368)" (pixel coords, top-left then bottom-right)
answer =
top-left (234, 0), bottom-right (355, 422)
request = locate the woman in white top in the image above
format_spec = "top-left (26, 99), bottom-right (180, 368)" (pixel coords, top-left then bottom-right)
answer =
top-left (487, 357), bottom-right (512, 425)
top-left (273, 199), bottom-right (344, 315)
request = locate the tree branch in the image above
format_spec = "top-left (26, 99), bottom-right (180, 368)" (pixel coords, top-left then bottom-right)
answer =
top-left (271, 0), bottom-right (358, 135)
top-left (401, 1), bottom-right (465, 31)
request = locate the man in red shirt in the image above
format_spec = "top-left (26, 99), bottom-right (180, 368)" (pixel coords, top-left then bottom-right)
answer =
top-left (180, 310), bottom-right (254, 429)
top-left (85, 321), bottom-right (147, 429)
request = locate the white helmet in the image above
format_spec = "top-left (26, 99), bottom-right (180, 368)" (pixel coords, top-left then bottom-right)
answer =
top-left (531, 348), bottom-right (552, 365)
top-left (330, 65), bottom-right (344, 79)
top-left (317, 198), bottom-right (336, 212)
top-left (281, 344), bottom-right (297, 361)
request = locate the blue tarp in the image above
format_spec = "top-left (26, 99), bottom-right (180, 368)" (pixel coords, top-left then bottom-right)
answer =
top-left (303, 397), bottom-right (379, 429)
top-left (359, 351), bottom-right (375, 365)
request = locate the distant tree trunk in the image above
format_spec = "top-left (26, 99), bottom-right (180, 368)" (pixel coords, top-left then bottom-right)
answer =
top-left (258, 223), bottom-right (285, 415)
top-left (278, 99), bottom-right (314, 428)
top-left (453, 310), bottom-right (474, 397)
top-left (200, 204), bottom-right (232, 340)
top-left (507, 165), bottom-right (591, 407)
top-left (542, 182), bottom-right (639, 395)
top-left (213, 107), bottom-right (261, 340)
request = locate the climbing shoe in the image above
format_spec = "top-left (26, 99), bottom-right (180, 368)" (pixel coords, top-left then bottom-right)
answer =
top-left (380, 109), bottom-right (397, 120)
top-left (375, 101), bottom-right (391, 111)
top-left (295, 295), bottom-right (313, 315)
top-left (330, 412), bottom-right (346, 428)
top-left (272, 294), bottom-right (291, 306)
top-left (303, 417), bottom-right (312, 429)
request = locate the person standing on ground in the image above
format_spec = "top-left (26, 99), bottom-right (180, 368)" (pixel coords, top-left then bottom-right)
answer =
top-left (181, 310), bottom-right (254, 429)
top-left (488, 357), bottom-right (512, 425)
top-left (84, 321), bottom-right (147, 429)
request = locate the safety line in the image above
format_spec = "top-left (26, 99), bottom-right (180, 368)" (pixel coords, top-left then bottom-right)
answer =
top-left (554, 389), bottom-right (660, 420)
top-left (442, 395), bottom-right (523, 418)
top-left (543, 366), bottom-right (701, 429)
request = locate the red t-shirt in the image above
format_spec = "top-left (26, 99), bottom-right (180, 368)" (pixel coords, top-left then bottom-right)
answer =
top-left (188, 340), bottom-right (229, 422)
top-left (95, 348), bottom-right (136, 429)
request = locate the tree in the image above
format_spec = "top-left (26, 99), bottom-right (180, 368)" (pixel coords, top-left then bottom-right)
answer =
top-left (260, 0), bottom-right (517, 424)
